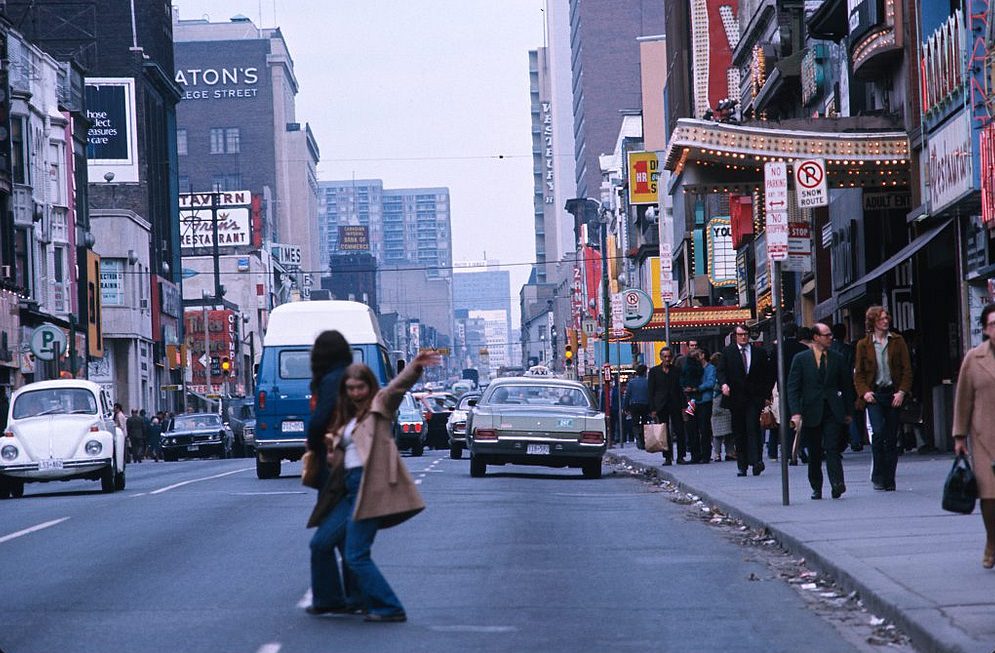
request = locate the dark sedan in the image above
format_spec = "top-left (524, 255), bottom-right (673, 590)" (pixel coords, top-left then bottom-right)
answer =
top-left (161, 413), bottom-right (234, 461)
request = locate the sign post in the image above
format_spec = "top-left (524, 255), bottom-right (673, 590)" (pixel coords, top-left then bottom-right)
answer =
top-left (765, 161), bottom-right (790, 506)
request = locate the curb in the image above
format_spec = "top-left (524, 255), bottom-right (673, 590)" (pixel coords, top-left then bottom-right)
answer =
top-left (607, 452), bottom-right (989, 653)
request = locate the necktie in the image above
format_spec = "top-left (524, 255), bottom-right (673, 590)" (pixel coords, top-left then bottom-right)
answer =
top-left (818, 351), bottom-right (826, 377)
top-left (741, 346), bottom-right (748, 373)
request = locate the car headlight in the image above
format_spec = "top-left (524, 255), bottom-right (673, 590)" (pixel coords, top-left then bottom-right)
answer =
top-left (85, 440), bottom-right (102, 456)
top-left (1, 444), bottom-right (18, 461)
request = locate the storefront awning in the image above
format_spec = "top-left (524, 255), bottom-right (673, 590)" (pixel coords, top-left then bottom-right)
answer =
top-left (837, 218), bottom-right (953, 295)
top-left (663, 118), bottom-right (910, 191)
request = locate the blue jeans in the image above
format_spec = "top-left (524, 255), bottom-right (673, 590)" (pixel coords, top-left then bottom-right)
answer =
top-left (867, 393), bottom-right (901, 487)
top-left (341, 468), bottom-right (405, 617)
top-left (309, 469), bottom-right (362, 610)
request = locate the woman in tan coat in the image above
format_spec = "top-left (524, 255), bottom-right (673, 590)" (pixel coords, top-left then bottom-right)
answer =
top-left (307, 350), bottom-right (440, 620)
top-left (953, 303), bottom-right (995, 569)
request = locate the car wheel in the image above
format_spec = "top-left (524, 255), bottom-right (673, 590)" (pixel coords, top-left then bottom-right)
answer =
top-left (101, 461), bottom-right (117, 493)
top-left (9, 480), bottom-right (24, 498)
top-left (449, 444), bottom-right (463, 460)
top-left (469, 455), bottom-right (486, 478)
top-left (582, 460), bottom-right (603, 479)
top-left (256, 457), bottom-right (280, 479)
top-left (114, 468), bottom-right (126, 491)
top-left (0, 480), bottom-right (10, 500)
top-left (412, 443), bottom-right (424, 457)
top-left (163, 451), bottom-right (176, 462)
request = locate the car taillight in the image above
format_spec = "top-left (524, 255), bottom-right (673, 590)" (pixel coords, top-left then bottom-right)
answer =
top-left (258, 391), bottom-right (266, 410)
top-left (309, 395), bottom-right (317, 412)
top-left (415, 422), bottom-right (422, 433)
top-left (402, 423), bottom-right (410, 433)
top-left (2, 431), bottom-right (12, 438)
top-left (580, 431), bottom-right (604, 444)
top-left (475, 429), bottom-right (497, 440)
top-left (89, 425), bottom-right (100, 432)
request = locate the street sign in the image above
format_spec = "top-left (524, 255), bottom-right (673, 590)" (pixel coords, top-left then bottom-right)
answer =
top-left (159, 384), bottom-right (182, 391)
top-left (621, 288), bottom-right (654, 329)
top-left (30, 324), bottom-right (67, 361)
top-left (610, 293), bottom-right (625, 337)
top-left (198, 353), bottom-right (209, 369)
top-left (764, 162), bottom-right (789, 261)
top-left (602, 364), bottom-right (612, 382)
top-left (792, 159), bottom-right (828, 208)
top-left (582, 318), bottom-right (597, 336)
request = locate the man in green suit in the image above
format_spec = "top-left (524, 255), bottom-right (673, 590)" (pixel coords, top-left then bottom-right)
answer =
top-left (787, 323), bottom-right (854, 500)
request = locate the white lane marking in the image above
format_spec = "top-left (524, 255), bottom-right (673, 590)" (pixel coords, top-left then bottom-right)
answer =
top-left (429, 625), bottom-right (518, 633)
top-left (0, 517), bottom-right (70, 545)
top-left (256, 644), bottom-right (281, 653)
top-left (231, 491), bottom-right (307, 496)
top-left (129, 493), bottom-right (147, 498)
top-left (298, 589), bottom-right (312, 609)
top-left (149, 467), bottom-right (253, 495)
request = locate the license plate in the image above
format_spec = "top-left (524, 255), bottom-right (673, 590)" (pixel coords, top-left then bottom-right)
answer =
top-left (282, 420), bottom-right (305, 433)
top-left (526, 444), bottom-right (550, 455)
top-left (187, 445), bottom-right (200, 452)
top-left (39, 458), bottom-right (63, 471)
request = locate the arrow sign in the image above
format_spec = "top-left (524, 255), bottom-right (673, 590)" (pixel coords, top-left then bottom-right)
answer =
top-left (198, 353), bottom-right (209, 369)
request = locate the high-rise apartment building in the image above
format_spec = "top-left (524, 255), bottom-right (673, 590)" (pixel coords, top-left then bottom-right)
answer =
top-left (453, 265), bottom-right (512, 366)
top-left (318, 180), bottom-right (452, 279)
top-left (568, 0), bottom-right (664, 199)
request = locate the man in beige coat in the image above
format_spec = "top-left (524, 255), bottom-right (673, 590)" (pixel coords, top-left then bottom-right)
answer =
top-left (953, 303), bottom-right (995, 569)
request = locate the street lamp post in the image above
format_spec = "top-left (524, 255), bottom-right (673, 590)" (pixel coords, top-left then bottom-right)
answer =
top-left (600, 204), bottom-right (611, 449)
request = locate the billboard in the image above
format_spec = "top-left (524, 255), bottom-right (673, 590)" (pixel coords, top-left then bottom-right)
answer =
top-left (338, 225), bottom-right (370, 251)
top-left (179, 191), bottom-right (252, 252)
top-left (184, 309), bottom-right (238, 388)
top-left (85, 78), bottom-right (139, 183)
top-left (627, 151), bottom-right (660, 205)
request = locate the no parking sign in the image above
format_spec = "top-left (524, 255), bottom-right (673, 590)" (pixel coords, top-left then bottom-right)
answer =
top-left (793, 159), bottom-right (828, 208)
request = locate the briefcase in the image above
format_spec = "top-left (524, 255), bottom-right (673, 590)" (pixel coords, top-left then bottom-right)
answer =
top-left (644, 422), bottom-right (669, 453)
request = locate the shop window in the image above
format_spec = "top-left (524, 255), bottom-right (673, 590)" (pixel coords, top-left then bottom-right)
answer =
top-left (177, 129), bottom-right (188, 156)
top-left (100, 258), bottom-right (124, 306)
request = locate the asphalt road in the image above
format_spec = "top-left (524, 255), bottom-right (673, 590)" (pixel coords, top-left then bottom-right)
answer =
top-left (0, 451), bottom-right (867, 653)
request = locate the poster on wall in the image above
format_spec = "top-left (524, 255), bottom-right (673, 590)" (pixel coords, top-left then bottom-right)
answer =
top-left (85, 78), bottom-right (139, 183)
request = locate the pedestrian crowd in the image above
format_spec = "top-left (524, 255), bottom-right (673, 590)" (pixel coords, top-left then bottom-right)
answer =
top-left (620, 304), bottom-right (995, 570)
top-left (114, 403), bottom-right (168, 463)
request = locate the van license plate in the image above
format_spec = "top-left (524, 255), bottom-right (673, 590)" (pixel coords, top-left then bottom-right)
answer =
top-left (282, 421), bottom-right (305, 433)
top-left (39, 458), bottom-right (63, 471)
top-left (526, 444), bottom-right (550, 455)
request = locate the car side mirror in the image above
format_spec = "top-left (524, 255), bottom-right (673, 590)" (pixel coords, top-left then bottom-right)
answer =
top-left (467, 399), bottom-right (478, 407)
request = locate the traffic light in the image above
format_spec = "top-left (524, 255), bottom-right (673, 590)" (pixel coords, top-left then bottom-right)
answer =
top-left (221, 357), bottom-right (231, 376)
top-left (564, 344), bottom-right (574, 366)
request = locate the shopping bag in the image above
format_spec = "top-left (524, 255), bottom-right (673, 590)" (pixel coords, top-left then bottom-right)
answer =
top-left (644, 422), bottom-right (669, 453)
top-left (941, 454), bottom-right (978, 515)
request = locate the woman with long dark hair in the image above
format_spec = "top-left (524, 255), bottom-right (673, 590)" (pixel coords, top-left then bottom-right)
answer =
top-left (307, 349), bottom-right (440, 621)
top-left (304, 330), bottom-right (357, 614)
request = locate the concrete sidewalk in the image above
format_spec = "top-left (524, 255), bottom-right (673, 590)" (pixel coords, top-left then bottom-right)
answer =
top-left (606, 443), bottom-right (995, 653)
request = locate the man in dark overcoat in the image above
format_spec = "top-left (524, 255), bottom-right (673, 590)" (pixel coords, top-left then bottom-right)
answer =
top-left (717, 325), bottom-right (774, 476)
top-left (648, 347), bottom-right (686, 465)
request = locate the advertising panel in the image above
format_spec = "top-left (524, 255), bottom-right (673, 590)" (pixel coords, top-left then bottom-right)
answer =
top-left (627, 151), bottom-right (660, 205)
top-left (179, 190), bottom-right (252, 252)
top-left (85, 78), bottom-right (139, 183)
top-left (927, 111), bottom-right (973, 214)
top-left (338, 225), bottom-right (370, 251)
top-left (706, 217), bottom-right (736, 287)
top-left (184, 309), bottom-right (237, 387)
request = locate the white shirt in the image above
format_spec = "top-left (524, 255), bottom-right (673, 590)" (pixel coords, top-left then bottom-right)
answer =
top-left (342, 417), bottom-right (363, 470)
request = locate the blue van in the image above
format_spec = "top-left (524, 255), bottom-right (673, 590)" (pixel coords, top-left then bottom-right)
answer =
top-left (253, 300), bottom-right (394, 479)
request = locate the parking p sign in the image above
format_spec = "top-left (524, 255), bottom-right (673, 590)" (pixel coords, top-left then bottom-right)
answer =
top-left (30, 324), bottom-right (67, 362)
top-left (792, 159), bottom-right (828, 208)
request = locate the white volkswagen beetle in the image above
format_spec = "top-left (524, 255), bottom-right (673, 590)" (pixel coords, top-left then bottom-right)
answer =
top-left (0, 380), bottom-right (127, 498)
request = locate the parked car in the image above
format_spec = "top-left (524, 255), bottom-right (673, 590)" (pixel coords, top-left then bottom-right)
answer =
top-left (419, 392), bottom-right (457, 449)
top-left (446, 392), bottom-right (480, 459)
top-left (0, 380), bottom-right (127, 498)
top-left (161, 413), bottom-right (234, 461)
top-left (465, 377), bottom-right (606, 479)
top-left (226, 398), bottom-right (256, 457)
top-left (394, 392), bottom-right (427, 456)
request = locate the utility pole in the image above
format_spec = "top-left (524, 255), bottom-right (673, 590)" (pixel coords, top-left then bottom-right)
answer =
top-left (599, 201), bottom-right (611, 449)
top-left (211, 191), bottom-right (222, 303)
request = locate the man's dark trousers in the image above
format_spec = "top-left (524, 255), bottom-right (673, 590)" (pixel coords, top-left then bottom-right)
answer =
top-left (803, 409), bottom-right (845, 493)
top-left (731, 399), bottom-right (763, 473)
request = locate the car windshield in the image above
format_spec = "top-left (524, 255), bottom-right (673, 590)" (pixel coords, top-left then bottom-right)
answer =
top-left (173, 415), bottom-right (222, 430)
top-left (399, 394), bottom-right (419, 412)
top-left (426, 395), bottom-right (456, 411)
top-left (12, 388), bottom-right (98, 418)
top-left (485, 385), bottom-right (592, 408)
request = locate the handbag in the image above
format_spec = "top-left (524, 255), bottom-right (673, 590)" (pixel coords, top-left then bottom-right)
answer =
top-left (759, 403), bottom-right (778, 430)
top-left (644, 422), bottom-right (669, 453)
top-left (301, 449), bottom-right (323, 489)
top-left (942, 453), bottom-right (978, 514)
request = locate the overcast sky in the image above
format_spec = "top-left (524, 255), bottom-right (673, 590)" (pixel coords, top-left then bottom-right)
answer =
top-left (173, 1), bottom-right (545, 322)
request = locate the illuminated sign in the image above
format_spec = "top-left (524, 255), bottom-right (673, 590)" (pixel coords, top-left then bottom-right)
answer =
top-left (542, 102), bottom-right (555, 205)
top-left (801, 45), bottom-right (826, 106)
top-left (179, 191), bottom-right (252, 251)
top-left (927, 111), bottom-right (972, 214)
top-left (627, 151), bottom-right (659, 205)
top-left (920, 10), bottom-right (964, 115)
top-left (706, 217), bottom-right (736, 287)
